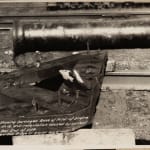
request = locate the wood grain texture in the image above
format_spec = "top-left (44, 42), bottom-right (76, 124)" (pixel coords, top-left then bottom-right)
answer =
top-left (93, 90), bottom-right (150, 140)
top-left (12, 129), bottom-right (135, 146)
top-left (0, 3), bottom-right (150, 17)
top-left (0, 0), bottom-right (149, 2)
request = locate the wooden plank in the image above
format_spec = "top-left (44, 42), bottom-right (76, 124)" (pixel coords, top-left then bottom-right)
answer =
top-left (136, 148), bottom-right (150, 149)
top-left (93, 89), bottom-right (150, 140)
top-left (106, 49), bottom-right (150, 73)
top-left (0, 0), bottom-right (150, 2)
top-left (0, 3), bottom-right (46, 7)
top-left (12, 129), bottom-right (135, 147)
top-left (0, 3), bottom-right (150, 17)
top-left (102, 76), bottom-right (150, 90)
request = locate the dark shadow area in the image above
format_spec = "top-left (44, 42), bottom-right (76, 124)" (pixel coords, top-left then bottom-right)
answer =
top-left (82, 124), bottom-right (93, 129)
top-left (35, 74), bottom-right (64, 91)
top-left (0, 136), bottom-right (12, 145)
top-left (136, 139), bottom-right (150, 145)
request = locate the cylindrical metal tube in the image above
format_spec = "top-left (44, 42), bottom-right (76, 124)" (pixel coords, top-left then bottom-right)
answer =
top-left (13, 18), bottom-right (150, 55)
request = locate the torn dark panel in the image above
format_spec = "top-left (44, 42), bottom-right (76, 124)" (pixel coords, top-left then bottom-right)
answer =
top-left (0, 51), bottom-right (107, 135)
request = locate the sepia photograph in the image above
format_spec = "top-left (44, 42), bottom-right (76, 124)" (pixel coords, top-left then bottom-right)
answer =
top-left (0, 0), bottom-right (149, 149)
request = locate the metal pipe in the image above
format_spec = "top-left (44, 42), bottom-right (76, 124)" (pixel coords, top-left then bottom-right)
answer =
top-left (13, 18), bottom-right (150, 55)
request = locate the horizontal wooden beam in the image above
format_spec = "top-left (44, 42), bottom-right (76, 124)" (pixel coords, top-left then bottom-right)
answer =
top-left (106, 71), bottom-right (150, 76)
top-left (0, 0), bottom-right (150, 2)
top-left (13, 129), bottom-right (135, 147)
top-left (102, 76), bottom-right (150, 90)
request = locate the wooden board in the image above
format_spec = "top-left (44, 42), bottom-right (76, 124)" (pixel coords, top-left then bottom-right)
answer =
top-left (0, 0), bottom-right (150, 3)
top-left (93, 89), bottom-right (150, 140)
top-left (0, 3), bottom-right (150, 17)
top-left (12, 129), bottom-right (135, 147)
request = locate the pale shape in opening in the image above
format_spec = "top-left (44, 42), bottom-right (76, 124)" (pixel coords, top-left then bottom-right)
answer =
top-left (59, 69), bottom-right (84, 84)
top-left (59, 70), bottom-right (74, 82)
